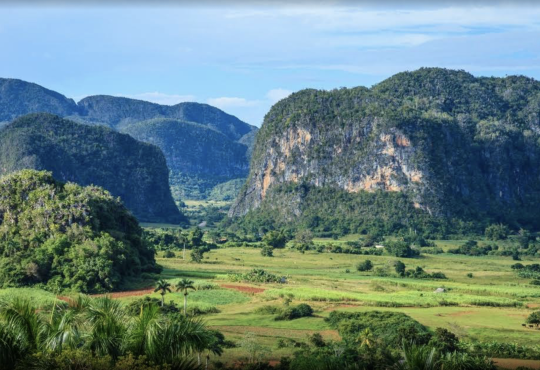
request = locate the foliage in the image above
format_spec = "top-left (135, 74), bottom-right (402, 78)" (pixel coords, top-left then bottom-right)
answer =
top-left (356, 260), bottom-right (373, 272)
top-left (262, 230), bottom-right (289, 249)
top-left (0, 295), bottom-right (222, 369)
top-left (385, 241), bottom-right (420, 258)
top-left (0, 113), bottom-right (184, 223)
top-left (326, 311), bottom-right (432, 346)
top-left (0, 170), bottom-right (160, 293)
top-left (121, 118), bottom-right (249, 202)
top-left (449, 240), bottom-right (498, 256)
top-left (485, 224), bottom-right (510, 240)
top-left (526, 311), bottom-right (540, 326)
top-left (260, 246), bottom-right (274, 257)
top-left (190, 249), bottom-right (204, 263)
top-left (275, 304), bottom-right (314, 321)
top-left (232, 68), bottom-right (540, 236)
top-left (226, 269), bottom-right (286, 284)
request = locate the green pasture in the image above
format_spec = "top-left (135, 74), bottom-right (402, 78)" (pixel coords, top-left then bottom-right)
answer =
top-left (3, 243), bottom-right (539, 365)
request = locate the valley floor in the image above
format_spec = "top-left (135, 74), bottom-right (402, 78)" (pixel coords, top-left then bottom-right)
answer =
top-left (3, 244), bottom-right (540, 368)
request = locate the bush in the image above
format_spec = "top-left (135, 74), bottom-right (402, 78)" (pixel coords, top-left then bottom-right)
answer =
top-left (356, 260), bottom-right (373, 272)
top-left (485, 224), bottom-right (510, 240)
top-left (163, 250), bottom-right (176, 258)
top-left (261, 246), bottom-right (274, 257)
top-left (227, 269), bottom-right (286, 283)
top-left (275, 303), bottom-right (314, 321)
top-left (385, 240), bottom-right (420, 258)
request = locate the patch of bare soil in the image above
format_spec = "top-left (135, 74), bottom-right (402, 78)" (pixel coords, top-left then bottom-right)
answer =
top-left (494, 358), bottom-right (540, 369)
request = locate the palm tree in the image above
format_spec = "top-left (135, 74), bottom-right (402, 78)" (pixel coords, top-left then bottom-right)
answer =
top-left (176, 278), bottom-right (196, 315)
top-left (357, 328), bottom-right (374, 349)
top-left (154, 279), bottom-right (172, 307)
top-left (400, 341), bottom-right (439, 370)
top-left (85, 296), bottom-right (127, 359)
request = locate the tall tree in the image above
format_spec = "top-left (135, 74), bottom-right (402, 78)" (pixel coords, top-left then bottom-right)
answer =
top-left (154, 280), bottom-right (172, 307)
top-left (176, 279), bottom-right (196, 315)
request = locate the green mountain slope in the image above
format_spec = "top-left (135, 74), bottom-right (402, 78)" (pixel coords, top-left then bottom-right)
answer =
top-left (120, 118), bottom-right (249, 200)
top-left (77, 95), bottom-right (256, 141)
top-left (0, 113), bottom-right (184, 224)
top-left (0, 78), bottom-right (78, 124)
top-left (229, 68), bottom-right (540, 236)
top-left (0, 170), bottom-right (159, 292)
top-left (0, 78), bottom-right (258, 201)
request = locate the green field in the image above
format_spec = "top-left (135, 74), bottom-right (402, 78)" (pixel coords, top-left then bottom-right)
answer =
top-left (150, 245), bottom-right (540, 364)
top-left (5, 244), bottom-right (540, 366)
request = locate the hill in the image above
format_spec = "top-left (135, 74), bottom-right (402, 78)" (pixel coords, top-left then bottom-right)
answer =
top-left (0, 78), bottom-right (258, 201)
top-left (229, 68), bottom-right (540, 237)
top-left (0, 78), bottom-right (78, 124)
top-left (120, 118), bottom-right (249, 200)
top-left (0, 113), bottom-right (184, 224)
top-left (0, 170), bottom-right (159, 292)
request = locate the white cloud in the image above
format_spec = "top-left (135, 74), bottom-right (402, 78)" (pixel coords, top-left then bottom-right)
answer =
top-left (207, 97), bottom-right (260, 109)
top-left (123, 92), bottom-right (196, 106)
top-left (266, 88), bottom-right (293, 103)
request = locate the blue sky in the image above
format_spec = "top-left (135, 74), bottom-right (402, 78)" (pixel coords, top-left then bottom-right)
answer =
top-left (1, 2), bottom-right (540, 126)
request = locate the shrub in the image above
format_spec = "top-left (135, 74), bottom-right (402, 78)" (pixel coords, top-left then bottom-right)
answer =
top-left (275, 304), bottom-right (314, 320)
top-left (485, 223), bottom-right (510, 240)
top-left (163, 250), bottom-right (176, 258)
top-left (261, 246), bottom-right (274, 257)
top-left (227, 269), bottom-right (286, 283)
top-left (356, 260), bottom-right (373, 272)
top-left (385, 240), bottom-right (420, 258)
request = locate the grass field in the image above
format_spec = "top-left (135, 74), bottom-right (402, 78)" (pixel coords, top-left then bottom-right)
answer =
top-left (3, 242), bottom-right (540, 367)
top-left (147, 245), bottom-right (540, 365)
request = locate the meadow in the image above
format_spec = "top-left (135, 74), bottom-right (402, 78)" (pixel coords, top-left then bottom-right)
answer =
top-left (148, 244), bottom-right (540, 366)
top-left (3, 240), bottom-right (540, 368)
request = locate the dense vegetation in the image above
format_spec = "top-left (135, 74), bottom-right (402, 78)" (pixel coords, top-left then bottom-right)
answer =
top-left (0, 78), bottom-right (78, 124)
top-left (0, 78), bottom-right (258, 201)
top-left (231, 68), bottom-right (540, 237)
top-left (0, 170), bottom-right (159, 293)
top-left (121, 119), bottom-right (249, 200)
top-left (228, 183), bottom-right (478, 238)
top-left (0, 113), bottom-right (184, 223)
top-left (0, 295), bottom-right (223, 370)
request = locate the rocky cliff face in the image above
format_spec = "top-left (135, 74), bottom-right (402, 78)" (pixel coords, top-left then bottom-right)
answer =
top-left (0, 113), bottom-right (185, 224)
top-left (230, 68), bottom-right (540, 233)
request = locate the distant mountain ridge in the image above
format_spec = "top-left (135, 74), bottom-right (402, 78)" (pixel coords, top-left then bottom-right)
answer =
top-left (120, 118), bottom-right (250, 200)
top-left (0, 113), bottom-right (184, 224)
top-left (0, 78), bottom-right (258, 201)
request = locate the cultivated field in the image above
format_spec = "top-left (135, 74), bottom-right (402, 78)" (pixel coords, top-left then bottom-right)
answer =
top-left (3, 242), bottom-right (540, 368)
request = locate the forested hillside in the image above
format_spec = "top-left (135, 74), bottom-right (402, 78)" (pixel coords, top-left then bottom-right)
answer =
top-left (0, 113), bottom-right (184, 223)
top-left (230, 68), bottom-right (540, 237)
top-left (0, 78), bottom-right (258, 201)
top-left (121, 118), bottom-right (249, 200)
top-left (0, 170), bottom-right (159, 292)
top-left (0, 78), bottom-right (78, 124)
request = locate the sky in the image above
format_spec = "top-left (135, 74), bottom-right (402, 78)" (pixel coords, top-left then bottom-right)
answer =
top-left (1, 1), bottom-right (540, 126)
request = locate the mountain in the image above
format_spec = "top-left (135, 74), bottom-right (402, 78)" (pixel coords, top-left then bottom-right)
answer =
top-left (0, 78), bottom-right (78, 124)
top-left (120, 118), bottom-right (249, 200)
top-left (0, 113), bottom-right (184, 224)
top-left (77, 95), bottom-right (255, 141)
top-left (0, 78), bottom-right (258, 201)
top-left (0, 170), bottom-right (159, 293)
top-left (229, 68), bottom-right (540, 237)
